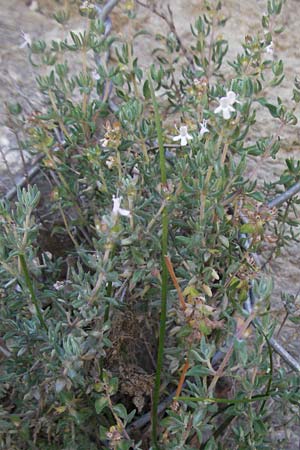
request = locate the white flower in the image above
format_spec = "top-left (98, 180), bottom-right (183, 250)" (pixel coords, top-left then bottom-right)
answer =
top-left (199, 119), bottom-right (209, 137)
top-left (53, 281), bottom-right (65, 291)
top-left (226, 90), bottom-right (240, 105)
top-left (112, 195), bottom-right (131, 218)
top-left (214, 90), bottom-right (239, 120)
top-left (214, 97), bottom-right (235, 120)
top-left (92, 69), bottom-right (100, 81)
top-left (20, 31), bottom-right (32, 49)
top-left (172, 126), bottom-right (193, 146)
top-left (265, 42), bottom-right (274, 56)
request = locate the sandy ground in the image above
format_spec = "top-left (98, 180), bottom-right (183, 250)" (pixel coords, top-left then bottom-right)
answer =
top-left (1, 0), bottom-right (300, 446)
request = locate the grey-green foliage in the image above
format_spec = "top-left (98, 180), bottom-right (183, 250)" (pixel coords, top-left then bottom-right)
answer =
top-left (1, 0), bottom-right (300, 448)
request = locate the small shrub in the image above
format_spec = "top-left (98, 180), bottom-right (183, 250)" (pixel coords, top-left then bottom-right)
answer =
top-left (1, 0), bottom-right (300, 449)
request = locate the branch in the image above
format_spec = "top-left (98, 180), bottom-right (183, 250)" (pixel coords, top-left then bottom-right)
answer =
top-left (98, 0), bottom-right (120, 22)
top-left (127, 389), bottom-right (177, 433)
top-left (136, 0), bottom-right (193, 66)
top-left (267, 181), bottom-right (300, 209)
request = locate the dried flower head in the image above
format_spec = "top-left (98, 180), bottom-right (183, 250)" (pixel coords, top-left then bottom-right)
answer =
top-left (106, 426), bottom-right (122, 444)
top-left (100, 121), bottom-right (121, 149)
top-left (192, 76), bottom-right (208, 98)
top-left (106, 155), bottom-right (116, 169)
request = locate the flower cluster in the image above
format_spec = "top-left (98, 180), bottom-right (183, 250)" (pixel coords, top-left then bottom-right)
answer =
top-left (172, 120), bottom-right (209, 146)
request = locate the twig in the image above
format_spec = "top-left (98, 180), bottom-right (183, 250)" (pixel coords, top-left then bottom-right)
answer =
top-left (253, 318), bottom-right (300, 372)
top-left (147, 200), bottom-right (167, 233)
top-left (208, 311), bottom-right (256, 396)
top-left (248, 122), bottom-right (285, 180)
top-left (235, 188), bottom-right (300, 373)
top-left (127, 390), bottom-right (177, 433)
top-left (147, 144), bottom-right (181, 152)
top-left (267, 181), bottom-right (300, 209)
top-left (221, 142), bottom-right (229, 165)
top-left (14, 131), bottom-right (29, 186)
top-left (136, 0), bottom-right (193, 66)
top-left (94, 0), bottom-right (120, 115)
top-left (212, 294), bottom-right (300, 374)
top-left (5, 154), bottom-right (44, 201)
top-left (106, 388), bottom-right (132, 441)
top-left (0, 146), bottom-right (16, 188)
top-left (58, 202), bottom-right (80, 248)
top-left (99, 0), bottom-right (120, 21)
top-left (174, 359), bottom-right (189, 399)
top-left (164, 255), bottom-right (186, 311)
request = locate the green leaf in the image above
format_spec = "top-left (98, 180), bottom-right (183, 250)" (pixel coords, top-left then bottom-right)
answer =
top-left (113, 404), bottom-right (128, 420)
top-left (204, 437), bottom-right (217, 450)
top-left (116, 441), bottom-right (132, 450)
top-left (249, 191), bottom-right (265, 202)
top-left (126, 408), bottom-right (136, 424)
top-left (256, 97), bottom-right (279, 118)
top-left (253, 418), bottom-right (267, 434)
top-left (289, 317), bottom-right (300, 324)
top-left (99, 425), bottom-right (108, 440)
top-left (270, 74), bottom-right (285, 87)
top-left (240, 223), bottom-right (256, 234)
top-left (7, 102), bottom-right (22, 115)
top-left (187, 365), bottom-right (213, 376)
top-left (133, 29), bottom-right (152, 39)
top-left (143, 80), bottom-right (151, 100)
top-left (219, 235), bottom-right (229, 248)
top-left (272, 60), bottom-right (283, 76)
top-left (95, 397), bottom-right (109, 414)
top-left (108, 377), bottom-right (119, 395)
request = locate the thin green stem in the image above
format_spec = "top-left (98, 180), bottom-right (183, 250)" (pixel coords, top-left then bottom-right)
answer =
top-left (148, 73), bottom-right (168, 449)
top-left (58, 202), bottom-right (79, 248)
top-left (19, 253), bottom-right (48, 331)
top-left (48, 90), bottom-right (71, 142)
top-left (148, 78), bottom-right (167, 186)
top-left (100, 278), bottom-right (113, 380)
top-left (177, 393), bottom-right (271, 404)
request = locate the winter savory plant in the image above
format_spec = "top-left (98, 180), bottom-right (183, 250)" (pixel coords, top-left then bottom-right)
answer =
top-left (2, 0), bottom-right (300, 449)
